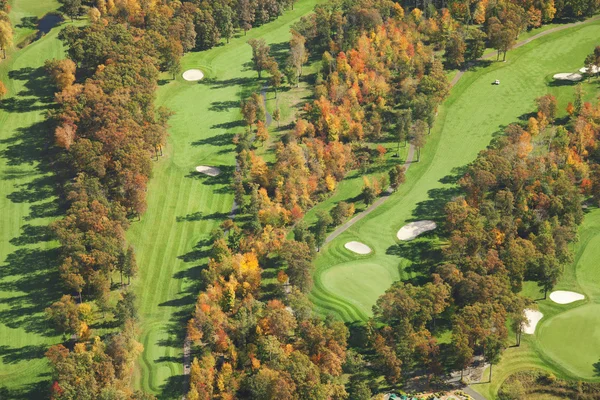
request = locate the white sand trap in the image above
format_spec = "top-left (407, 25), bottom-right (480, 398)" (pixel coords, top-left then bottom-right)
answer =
top-left (397, 220), bottom-right (437, 241)
top-left (522, 309), bottom-right (543, 334)
top-left (549, 290), bottom-right (585, 304)
top-left (344, 241), bottom-right (372, 255)
top-left (183, 69), bottom-right (204, 81)
top-left (195, 165), bottom-right (221, 177)
top-left (580, 65), bottom-right (600, 74)
top-left (553, 73), bottom-right (582, 82)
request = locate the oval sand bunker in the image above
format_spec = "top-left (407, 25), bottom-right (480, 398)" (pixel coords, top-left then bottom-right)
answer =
top-left (195, 166), bottom-right (221, 177)
top-left (183, 69), bottom-right (204, 81)
top-left (397, 220), bottom-right (437, 241)
top-left (553, 72), bottom-right (582, 82)
top-left (523, 309), bottom-right (543, 334)
top-left (550, 290), bottom-right (585, 304)
top-left (344, 241), bottom-right (372, 255)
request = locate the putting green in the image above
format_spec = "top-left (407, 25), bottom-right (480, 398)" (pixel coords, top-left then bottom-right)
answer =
top-left (321, 262), bottom-right (400, 312)
top-left (311, 18), bottom-right (600, 322)
top-left (537, 304), bottom-right (600, 379)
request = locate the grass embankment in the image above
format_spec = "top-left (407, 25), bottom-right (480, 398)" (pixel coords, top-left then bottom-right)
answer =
top-left (0, 0), bottom-right (65, 397)
top-left (310, 18), bottom-right (600, 322)
top-left (128, 0), bottom-right (329, 396)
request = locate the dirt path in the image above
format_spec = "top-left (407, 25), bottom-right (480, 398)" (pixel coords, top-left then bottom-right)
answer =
top-left (324, 144), bottom-right (415, 244)
top-left (325, 16), bottom-right (600, 246)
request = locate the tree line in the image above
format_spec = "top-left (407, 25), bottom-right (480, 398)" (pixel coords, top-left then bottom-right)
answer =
top-left (39, 4), bottom-right (192, 399)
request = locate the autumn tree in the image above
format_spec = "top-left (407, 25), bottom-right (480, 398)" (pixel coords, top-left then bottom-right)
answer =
top-left (314, 210), bottom-right (332, 251)
top-left (287, 30), bottom-right (308, 86)
top-left (248, 38), bottom-right (274, 78)
top-left (396, 109), bottom-right (411, 156)
top-left (536, 93), bottom-right (558, 124)
top-left (0, 18), bottom-right (12, 58)
top-left (256, 120), bottom-right (269, 145)
top-left (45, 295), bottom-right (83, 337)
top-left (445, 31), bottom-right (466, 68)
top-left (389, 165), bottom-right (406, 192)
top-left (45, 59), bottom-right (77, 90)
top-left (410, 119), bottom-right (428, 162)
top-left (0, 80), bottom-right (6, 98)
top-left (63, 0), bottom-right (83, 21)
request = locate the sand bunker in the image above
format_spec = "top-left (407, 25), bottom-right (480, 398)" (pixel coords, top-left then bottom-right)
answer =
top-left (523, 309), bottom-right (543, 334)
top-left (344, 241), bottom-right (372, 255)
top-left (580, 65), bottom-right (600, 74)
top-left (553, 73), bottom-right (583, 82)
top-left (550, 290), bottom-right (585, 304)
top-left (195, 165), bottom-right (221, 176)
top-left (397, 220), bottom-right (437, 241)
top-left (183, 69), bottom-right (204, 81)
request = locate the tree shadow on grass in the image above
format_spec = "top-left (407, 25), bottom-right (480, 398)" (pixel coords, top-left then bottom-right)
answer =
top-left (386, 239), bottom-right (442, 278)
top-left (0, 247), bottom-right (62, 337)
top-left (208, 100), bottom-right (240, 112)
top-left (0, 344), bottom-right (48, 365)
top-left (191, 132), bottom-right (234, 147)
top-left (0, 379), bottom-right (49, 400)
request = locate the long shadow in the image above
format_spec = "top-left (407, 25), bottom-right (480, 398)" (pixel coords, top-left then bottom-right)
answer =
top-left (208, 100), bottom-right (240, 113)
top-left (191, 132), bottom-right (234, 147)
top-left (0, 42), bottom-right (66, 393)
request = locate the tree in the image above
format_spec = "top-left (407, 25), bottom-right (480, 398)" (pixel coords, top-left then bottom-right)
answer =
top-left (115, 290), bottom-right (137, 326)
top-left (123, 245), bottom-right (138, 285)
top-left (0, 19), bottom-right (12, 59)
top-left (484, 336), bottom-right (504, 382)
top-left (488, 17), bottom-right (515, 61)
top-left (239, 0), bottom-right (254, 34)
top-left (361, 180), bottom-right (377, 205)
top-left (45, 295), bottom-right (82, 337)
top-left (330, 201), bottom-right (354, 225)
top-left (288, 31), bottom-right (307, 86)
top-left (410, 119), bottom-right (428, 162)
top-left (574, 83), bottom-right (584, 115)
top-left (273, 107), bottom-right (281, 128)
top-left (195, 10), bottom-right (220, 50)
top-left (248, 38), bottom-right (274, 78)
top-left (396, 109), bottom-right (411, 156)
top-left (268, 61), bottom-right (282, 97)
top-left (389, 165), bottom-right (406, 192)
top-left (44, 59), bottom-right (77, 90)
top-left (63, 0), bottom-right (82, 21)
top-left (88, 7), bottom-right (101, 23)
top-left (280, 240), bottom-right (314, 292)
top-left (452, 327), bottom-right (473, 379)
top-left (256, 120), bottom-right (269, 145)
top-left (314, 210), bottom-right (332, 251)
top-left (510, 310), bottom-right (527, 347)
top-left (445, 31), bottom-right (466, 68)
top-left (536, 93), bottom-right (558, 124)
top-left (466, 29), bottom-right (486, 61)
top-left (214, 5), bottom-right (235, 43)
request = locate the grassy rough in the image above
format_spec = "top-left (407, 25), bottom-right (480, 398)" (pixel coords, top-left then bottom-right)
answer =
top-left (0, 0), bottom-right (64, 397)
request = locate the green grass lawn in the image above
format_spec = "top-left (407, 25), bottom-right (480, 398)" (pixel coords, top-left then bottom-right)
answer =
top-left (310, 18), bottom-right (600, 322)
top-left (0, 0), bottom-right (66, 397)
top-left (127, 1), bottom-right (323, 396)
